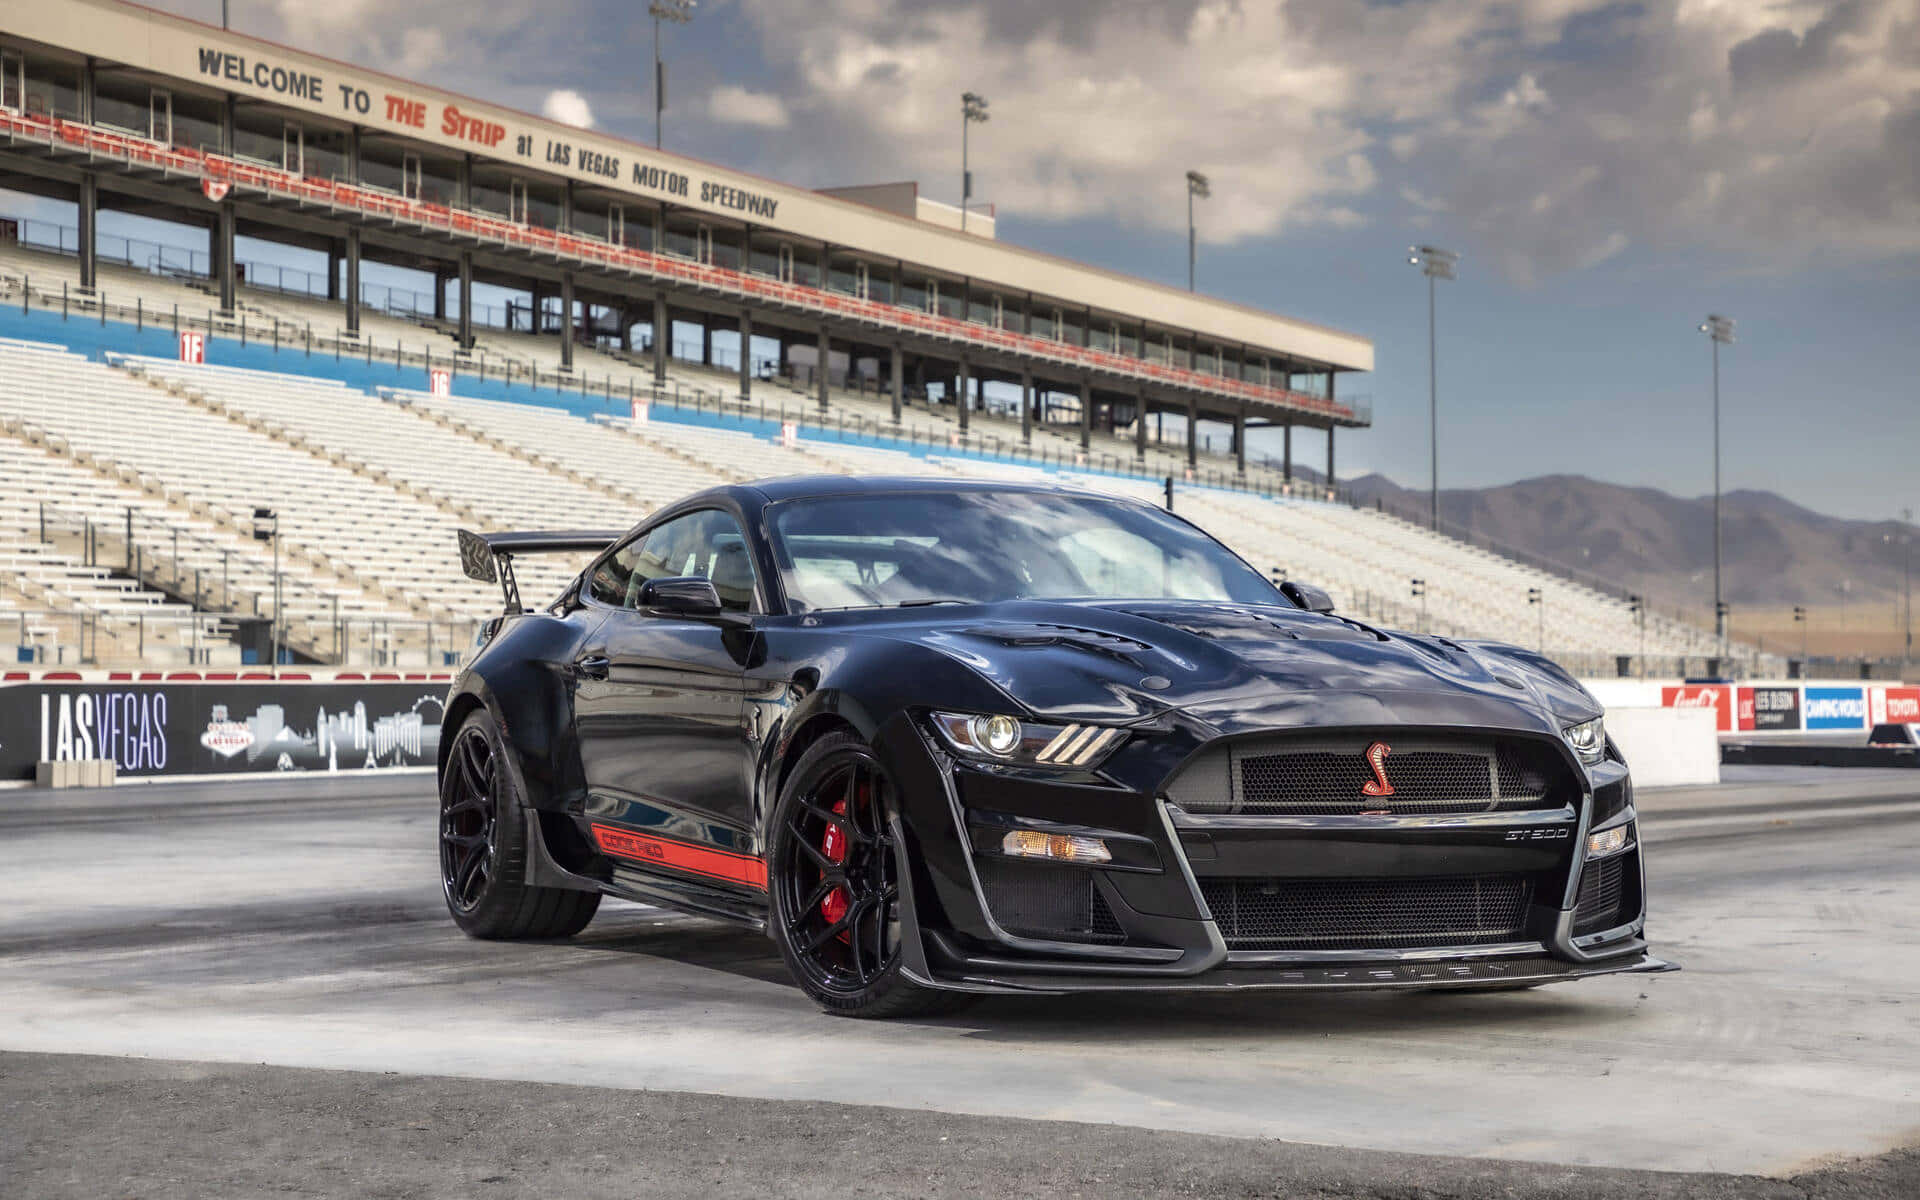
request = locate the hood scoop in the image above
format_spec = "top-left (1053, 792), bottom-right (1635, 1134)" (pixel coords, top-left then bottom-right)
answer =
top-left (1112, 605), bottom-right (1380, 645)
top-left (959, 623), bottom-right (1153, 667)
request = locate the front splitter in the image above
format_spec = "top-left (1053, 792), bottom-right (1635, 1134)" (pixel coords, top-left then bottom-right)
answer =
top-left (914, 952), bottom-right (1677, 996)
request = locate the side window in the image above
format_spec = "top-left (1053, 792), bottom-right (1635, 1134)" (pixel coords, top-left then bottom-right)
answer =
top-left (587, 535), bottom-right (646, 608)
top-left (588, 510), bottom-right (757, 612)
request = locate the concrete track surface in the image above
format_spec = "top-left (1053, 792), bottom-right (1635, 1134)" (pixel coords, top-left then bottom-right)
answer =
top-left (1, 767), bottom-right (1916, 1198)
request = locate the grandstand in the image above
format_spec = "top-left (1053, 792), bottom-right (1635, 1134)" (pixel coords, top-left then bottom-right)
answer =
top-left (0, 329), bottom-right (1734, 673)
top-left (0, 0), bottom-right (1749, 675)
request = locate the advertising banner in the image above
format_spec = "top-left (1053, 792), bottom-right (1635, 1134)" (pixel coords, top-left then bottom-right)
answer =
top-left (1662, 684), bottom-right (1732, 732)
top-left (1802, 686), bottom-right (1868, 731)
top-left (1737, 686), bottom-right (1802, 732)
top-left (1870, 686), bottom-right (1920, 726)
top-left (0, 680), bottom-right (444, 782)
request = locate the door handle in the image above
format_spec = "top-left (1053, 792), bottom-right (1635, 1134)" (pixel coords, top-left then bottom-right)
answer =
top-left (576, 654), bottom-right (610, 681)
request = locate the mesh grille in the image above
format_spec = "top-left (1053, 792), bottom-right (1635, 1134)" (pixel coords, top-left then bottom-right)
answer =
top-left (975, 858), bottom-right (1124, 944)
top-left (1219, 738), bottom-right (1566, 816)
top-left (1200, 874), bottom-right (1534, 950)
top-left (1573, 855), bottom-right (1629, 934)
top-left (1165, 738), bottom-right (1573, 816)
top-left (1240, 749), bottom-right (1495, 814)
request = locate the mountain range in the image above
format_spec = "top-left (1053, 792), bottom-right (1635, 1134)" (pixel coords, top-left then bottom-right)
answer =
top-left (1341, 474), bottom-right (1914, 616)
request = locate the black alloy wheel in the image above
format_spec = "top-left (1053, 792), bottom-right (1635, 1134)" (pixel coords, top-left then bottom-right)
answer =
top-left (438, 710), bottom-right (599, 940)
top-left (440, 722), bottom-right (499, 914)
top-left (768, 731), bottom-right (969, 1018)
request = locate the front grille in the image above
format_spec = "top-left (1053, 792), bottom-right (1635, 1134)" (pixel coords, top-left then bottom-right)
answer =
top-left (1171, 736), bottom-right (1570, 816)
top-left (1573, 854), bottom-right (1631, 934)
top-left (975, 858), bottom-right (1124, 943)
top-left (1200, 874), bottom-right (1534, 950)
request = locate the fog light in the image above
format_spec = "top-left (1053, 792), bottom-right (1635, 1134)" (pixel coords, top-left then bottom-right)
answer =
top-left (1001, 829), bottom-right (1112, 864)
top-left (1587, 825), bottom-right (1631, 857)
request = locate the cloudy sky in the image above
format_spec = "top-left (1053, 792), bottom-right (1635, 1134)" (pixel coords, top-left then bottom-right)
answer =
top-left (142, 2), bottom-right (1920, 517)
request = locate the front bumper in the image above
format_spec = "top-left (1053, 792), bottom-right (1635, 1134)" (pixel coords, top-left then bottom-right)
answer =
top-left (876, 713), bottom-right (1669, 994)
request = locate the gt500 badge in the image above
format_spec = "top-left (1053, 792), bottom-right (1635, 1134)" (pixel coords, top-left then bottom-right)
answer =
top-left (1504, 828), bottom-right (1570, 842)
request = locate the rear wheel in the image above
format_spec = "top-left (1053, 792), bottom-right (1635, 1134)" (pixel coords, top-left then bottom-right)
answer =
top-left (767, 731), bottom-right (970, 1019)
top-left (440, 710), bottom-right (599, 940)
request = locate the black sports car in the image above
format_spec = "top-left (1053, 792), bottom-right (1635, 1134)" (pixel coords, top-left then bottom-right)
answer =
top-left (439, 476), bottom-right (1672, 1017)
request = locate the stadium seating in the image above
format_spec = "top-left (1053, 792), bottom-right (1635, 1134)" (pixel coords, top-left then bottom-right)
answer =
top-left (0, 314), bottom-right (1737, 671)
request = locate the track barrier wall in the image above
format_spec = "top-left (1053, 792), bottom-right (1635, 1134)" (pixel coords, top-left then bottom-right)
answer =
top-left (0, 671), bottom-right (448, 782)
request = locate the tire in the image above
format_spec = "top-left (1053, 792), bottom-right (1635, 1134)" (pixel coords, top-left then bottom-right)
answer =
top-left (766, 731), bottom-right (972, 1019)
top-left (439, 709), bottom-right (600, 940)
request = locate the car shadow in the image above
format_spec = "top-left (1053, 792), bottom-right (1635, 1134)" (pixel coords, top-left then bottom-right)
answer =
top-left (566, 906), bottom-right (1650, 1038)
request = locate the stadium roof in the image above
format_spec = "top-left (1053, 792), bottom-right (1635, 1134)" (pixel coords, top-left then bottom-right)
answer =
top-left (4, 1), bottom-right (1373, 373)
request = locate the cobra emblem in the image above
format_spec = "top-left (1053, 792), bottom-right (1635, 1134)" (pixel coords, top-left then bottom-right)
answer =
top-left (1360, 741), bottom-right (1395, 797)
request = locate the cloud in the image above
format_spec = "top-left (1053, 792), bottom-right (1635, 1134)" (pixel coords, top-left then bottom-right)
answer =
top-left (708, 86), bottom-right (790, 129)
top-left (541, 89), bottom-right (596, 129)
top-left (166, 0), bottom-right (1920, 281)
top-left (722, 0), bottom-right (1920, 278)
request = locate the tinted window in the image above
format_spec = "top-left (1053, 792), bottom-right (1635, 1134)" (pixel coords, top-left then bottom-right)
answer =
top-left (768, 490), bottom-right (1278, 612)
top-left (587, 509), bottom-right (756, 611)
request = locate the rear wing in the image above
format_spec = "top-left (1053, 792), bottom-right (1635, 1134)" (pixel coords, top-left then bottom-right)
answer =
top-left (458, 529), bottom-right (624, 614)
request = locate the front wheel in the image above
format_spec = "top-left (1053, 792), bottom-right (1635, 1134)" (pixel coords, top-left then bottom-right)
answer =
top-left (766, 731), bottom-right (969, 1019)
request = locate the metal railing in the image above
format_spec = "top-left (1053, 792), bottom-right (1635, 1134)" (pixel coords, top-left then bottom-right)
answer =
top-left (0, 109), bottom-right (1365, 427)
top-left (26, 504), bottom-right (482, 667)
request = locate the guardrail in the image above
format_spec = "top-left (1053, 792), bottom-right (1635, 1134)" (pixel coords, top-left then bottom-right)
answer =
top-left (0, 110), bottom-right (1364, 427)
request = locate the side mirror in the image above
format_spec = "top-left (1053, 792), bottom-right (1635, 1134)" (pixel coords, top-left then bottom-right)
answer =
top-left (1280, 580), bottom-right (1335, 614)
top-left (639, 576), bottom-right (725, 617)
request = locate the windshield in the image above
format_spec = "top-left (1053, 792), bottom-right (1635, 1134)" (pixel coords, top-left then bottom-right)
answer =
top-left (767, 490), bottom-right (1282, 612)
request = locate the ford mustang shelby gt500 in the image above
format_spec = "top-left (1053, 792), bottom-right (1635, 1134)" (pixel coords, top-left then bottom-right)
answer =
top-left (439, 476), bottom-right (1671, 1017)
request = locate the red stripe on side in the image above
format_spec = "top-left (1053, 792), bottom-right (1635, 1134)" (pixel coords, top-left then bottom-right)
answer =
top-left (589, 824), bottom-right (768, 891)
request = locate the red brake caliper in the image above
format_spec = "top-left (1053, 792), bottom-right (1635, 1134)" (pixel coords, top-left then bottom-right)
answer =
top-left (819, 797), bottom-right (851, 931)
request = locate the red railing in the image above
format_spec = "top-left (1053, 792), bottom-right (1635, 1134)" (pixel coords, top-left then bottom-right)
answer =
top-left (2, 111), bottom-right (1361, 424)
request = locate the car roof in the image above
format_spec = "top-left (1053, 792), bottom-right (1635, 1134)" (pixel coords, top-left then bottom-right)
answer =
top-left (736, 475), bottom-right (1104, 503)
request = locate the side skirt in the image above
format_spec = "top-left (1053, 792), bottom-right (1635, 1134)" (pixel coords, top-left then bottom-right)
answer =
top-left (525, 809), bottom-right (769, 932)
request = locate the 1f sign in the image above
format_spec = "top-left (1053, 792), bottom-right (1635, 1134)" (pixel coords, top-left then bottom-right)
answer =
top-left (178, 331), bottom-right (205, 363)
top-left (428, 368), bottom-right (452, 396)
top-left (780, 421), bottom-right (799, 448)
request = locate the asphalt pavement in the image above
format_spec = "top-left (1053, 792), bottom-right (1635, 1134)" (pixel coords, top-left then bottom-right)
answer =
top-left (0, 766), bottom-right (1915, 1197)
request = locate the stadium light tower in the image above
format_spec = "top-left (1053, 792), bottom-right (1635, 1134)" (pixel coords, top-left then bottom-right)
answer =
top-left (961, 92), bottom-right (989, 233)
top-left (1186, 170), bottom-right (1210, 292)
top-left (1698, 313), bottom-right (1735, 647)
top-left (1409, 245), bottom-right (1457, 532)
top-left (649, 0), bottom-right (697, 150)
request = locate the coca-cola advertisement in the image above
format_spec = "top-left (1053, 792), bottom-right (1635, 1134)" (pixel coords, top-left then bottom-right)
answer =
top-left (1662, 684), bottom-right (1732, 732)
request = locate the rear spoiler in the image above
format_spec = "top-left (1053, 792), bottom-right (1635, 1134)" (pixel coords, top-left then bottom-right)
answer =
top-left (458, 529), bottom-right (624, 614)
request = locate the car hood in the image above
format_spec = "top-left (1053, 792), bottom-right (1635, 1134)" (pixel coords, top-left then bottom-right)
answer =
top-left (862, 599), bottom-right (1600, 739)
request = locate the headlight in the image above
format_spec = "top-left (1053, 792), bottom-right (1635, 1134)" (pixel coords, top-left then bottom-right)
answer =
top-left (1563, 717), bottom-right (1605, 765)
top-left (931, 712), bottom-right (1127, 769)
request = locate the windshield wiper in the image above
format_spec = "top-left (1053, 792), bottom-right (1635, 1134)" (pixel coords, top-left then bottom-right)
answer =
top-left (897, 598), bottom-right (974, 608)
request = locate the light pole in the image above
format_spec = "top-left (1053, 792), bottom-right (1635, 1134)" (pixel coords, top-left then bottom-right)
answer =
top-left (1527, 587), bottom-right (1544, 652)
top-left (1409, 246), bottom-right (1457, 531)
top-left (1186, 170), bottom-right (1210, 292)
top-left (1629, 594), bottom-right (1646, 676)
top-left (649, 0), bottom-right (696, 150)
top-left (252, 507), bottom-right (278, 675)
top-left (1889, 506), bottom-right (1904, 668)
top-left (961, 92), bottom-right (989, 233)
top-left (1698, 314), bottom-right (1734, 648)
top-left (1794, 604), bottom-right (1808, 666)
